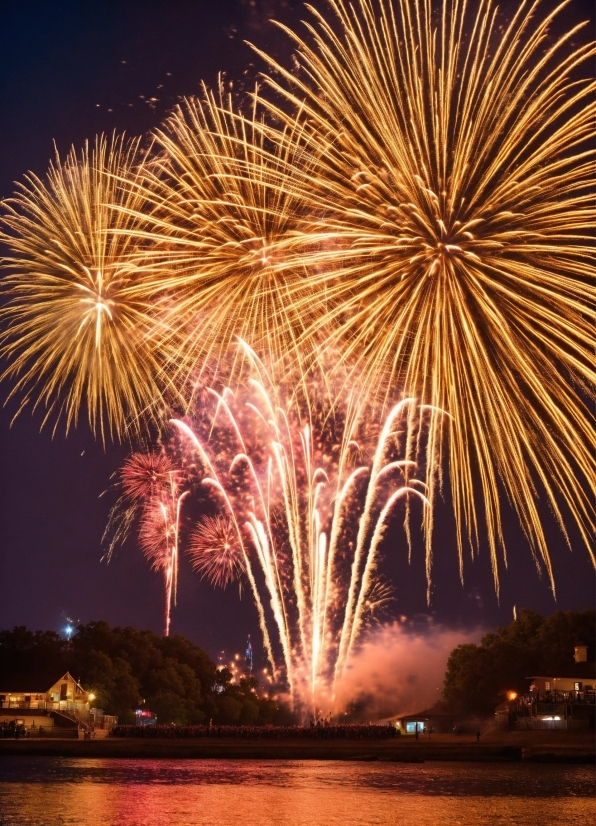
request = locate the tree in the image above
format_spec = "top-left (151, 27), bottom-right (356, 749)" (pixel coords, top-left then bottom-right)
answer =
top-left (0, 621), bottom-right (287, 725)
top-left (0, 627), bottom-right (67, 689)
top-left (442, 609), bottom-right (595, 717)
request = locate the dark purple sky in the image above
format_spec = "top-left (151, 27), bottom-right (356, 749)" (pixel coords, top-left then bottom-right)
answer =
top-left (0, 0), bottom-right (593, 664)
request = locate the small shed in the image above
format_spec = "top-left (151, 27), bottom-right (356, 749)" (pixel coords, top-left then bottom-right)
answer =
top-left (395, 707), bottom-right (455, 735)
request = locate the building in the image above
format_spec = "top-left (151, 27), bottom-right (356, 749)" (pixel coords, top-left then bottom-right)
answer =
top-left (526, 644), bottom-right (595, 696)
top-left (496, 643), bottom-right (595, 731)
top-left (393, 706), bottom-right (455, 735)
top-left (0, 672), bottom-right (115, 737)
top-left (0, 672), bottom-right (91, 714)
top-left (527, 662), bottom-right (595, 697)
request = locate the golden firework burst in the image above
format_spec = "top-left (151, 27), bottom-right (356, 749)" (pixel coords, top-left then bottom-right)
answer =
top-left (251, 0), bottom-right (596, 589)
top-left (0, 133), bottom-right (169, 440)
top-left (119, 85), bottom-right (325, 389)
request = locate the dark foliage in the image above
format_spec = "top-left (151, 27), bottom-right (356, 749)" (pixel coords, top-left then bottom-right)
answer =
top-left (0, 622), bottom-right (288, 725)
top-left (442, 609), bottom-right (595, 717)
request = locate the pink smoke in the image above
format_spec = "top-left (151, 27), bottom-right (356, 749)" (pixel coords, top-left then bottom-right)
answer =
top-left (331, 620), bottom-right (483, 720)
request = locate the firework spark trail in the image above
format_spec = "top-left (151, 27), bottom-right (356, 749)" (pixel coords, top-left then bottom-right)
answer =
top-left (169, 417), bottom-right (279, 674)
top-left (170, 353), bottom-right (433, 713)
top-left (0, 134), bottom-right (170, 440)
top-left (250, 0), bottom-right (596, 590)
top-left (110, 452), bottom-right (189, 635)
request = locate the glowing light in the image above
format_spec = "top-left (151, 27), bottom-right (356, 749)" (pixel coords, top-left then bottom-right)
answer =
top-left (251, 0), bottom-right (596, 590)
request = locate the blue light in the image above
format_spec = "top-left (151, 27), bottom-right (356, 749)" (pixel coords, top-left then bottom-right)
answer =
top-left (64, 625), bottom-right (74, 639)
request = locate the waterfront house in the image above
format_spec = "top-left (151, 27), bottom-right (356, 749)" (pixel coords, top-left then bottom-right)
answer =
top-left (526, 645), bottom-right (595, 697)
top-left (496, 643), bottom-right (595, 731)
top-left (0, 671), bottom-right (91, 713)
top-left (0, 672), bottom-right (95, 735)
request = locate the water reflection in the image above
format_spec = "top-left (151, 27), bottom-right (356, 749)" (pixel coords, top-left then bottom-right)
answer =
top-left (0, 759), bottom-right (593, 826)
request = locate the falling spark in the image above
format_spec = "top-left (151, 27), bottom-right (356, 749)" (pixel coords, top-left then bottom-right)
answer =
top-left (109, 451), bottom-right (188, 635)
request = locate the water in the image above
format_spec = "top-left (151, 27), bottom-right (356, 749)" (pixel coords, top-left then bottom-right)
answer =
top-left (0, 758), bottom-right (593, 826)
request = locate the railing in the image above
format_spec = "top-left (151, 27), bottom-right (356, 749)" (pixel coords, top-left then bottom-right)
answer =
top-left (515, 691), bottom-right (595, 707)
top-left (535, 703), bottom-right (566, 716)
top-left (0, 700), bottom-right (89, 713)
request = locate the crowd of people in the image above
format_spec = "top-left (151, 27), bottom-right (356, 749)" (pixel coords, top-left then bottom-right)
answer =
top-left (111, 723), bottom-right (399, 740)
top-left (0, 720), bottom-right (26, 739)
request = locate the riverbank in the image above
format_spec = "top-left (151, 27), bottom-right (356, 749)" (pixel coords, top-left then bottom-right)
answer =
top-left (0, 730), bottom-right (593, 762)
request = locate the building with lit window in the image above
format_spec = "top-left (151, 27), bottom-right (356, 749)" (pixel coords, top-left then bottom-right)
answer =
top-left (0, 672), bottom-right (99, 735)
top-left (496, 644), bottom-right (595, 731)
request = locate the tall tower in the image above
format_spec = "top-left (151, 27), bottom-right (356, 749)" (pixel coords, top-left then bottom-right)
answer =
top-left (245, 634), bottom-right (253, 673)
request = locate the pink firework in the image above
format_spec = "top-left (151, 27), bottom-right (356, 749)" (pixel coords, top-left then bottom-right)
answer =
top-left (118, 450), bottom-right (188, 636)
top-left (188, 515), bottom-right (246, 589)
top-left (121, 451), bottom-right (175, 501)
top-left (138, 498), bottom-right (175, 570)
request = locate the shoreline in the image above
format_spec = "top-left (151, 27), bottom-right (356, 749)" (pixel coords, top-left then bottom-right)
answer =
top-left (0, 731), bottom-right (593, 763)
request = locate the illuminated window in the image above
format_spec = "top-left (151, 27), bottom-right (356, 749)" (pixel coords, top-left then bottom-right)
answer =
top-left (405, 722), bottom-right (425, 733)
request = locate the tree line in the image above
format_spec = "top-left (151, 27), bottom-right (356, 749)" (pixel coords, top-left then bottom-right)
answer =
top-left (1, 609), bottom-right (593, 724)
top-left (0, 621), bottom-right (288, 725)
top-left (442, 609), bottom-right (595, 717)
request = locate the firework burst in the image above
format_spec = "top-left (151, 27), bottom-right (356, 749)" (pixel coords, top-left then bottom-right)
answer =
top-left (121, 451), bottom-right (176, 501)
top-left (118, 86), bottom-right (325, 386)
top-left (251, 0), bottom-right (596, 589)
top-left (0, 134), bottom-right (170, 440)
top-left (0, 0), bottom-right (592, 676)
top-left (188, 515), bottom-right (246, 589)
top-left (166, 347), bottom-right (434, 713)
top-left (109, 450), bottom-right (188, 635)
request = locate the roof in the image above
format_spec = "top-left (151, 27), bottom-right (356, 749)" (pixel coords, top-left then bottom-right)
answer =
top-left (398, 708), bottom-right (455, 721)
top-left (527, 663), bottom-right (596, 680)
top-left (51, 672), bottom-right (86, 692)
top-left (0, 671), bottom-right (86, 695)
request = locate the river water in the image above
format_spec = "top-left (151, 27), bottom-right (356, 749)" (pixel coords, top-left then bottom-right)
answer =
top-left (0, 758), bottom-right (593, 826)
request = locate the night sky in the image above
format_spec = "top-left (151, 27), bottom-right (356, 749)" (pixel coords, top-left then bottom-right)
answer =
top-left (0, 0), bottom-right (594, 665)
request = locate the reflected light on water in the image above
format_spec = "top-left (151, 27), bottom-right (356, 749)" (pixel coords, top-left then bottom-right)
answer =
top-left (0, 759), bottom-right (593, 826)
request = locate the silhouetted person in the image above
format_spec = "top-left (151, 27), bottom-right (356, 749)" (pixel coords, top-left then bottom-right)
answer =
top-left (476, 729), bottom-right (481, 743)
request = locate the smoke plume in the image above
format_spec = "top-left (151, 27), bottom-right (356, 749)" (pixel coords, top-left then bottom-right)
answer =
top-left (331, 620), bottom-right (483, 721)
